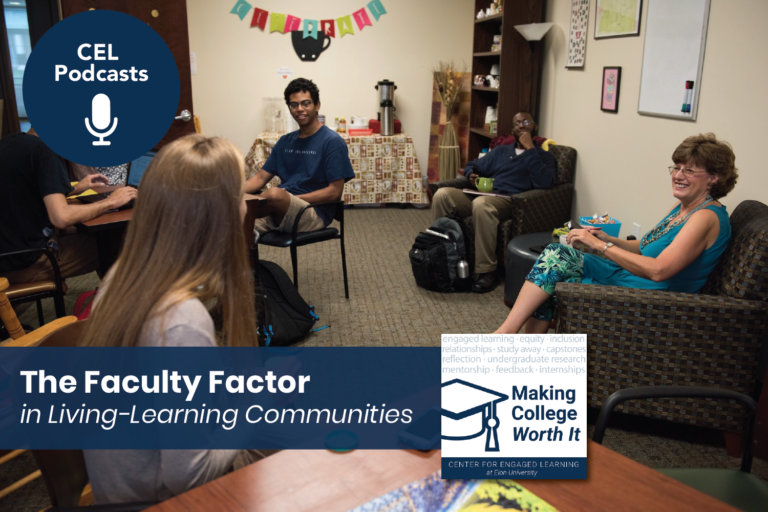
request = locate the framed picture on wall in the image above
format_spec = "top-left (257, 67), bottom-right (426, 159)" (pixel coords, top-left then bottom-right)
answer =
top-left (566, 0), bottom-right (590, 68)
top-left (600, 67), bottom-right (621, 112)
top-left (595, 0), bottom-right (642, 39)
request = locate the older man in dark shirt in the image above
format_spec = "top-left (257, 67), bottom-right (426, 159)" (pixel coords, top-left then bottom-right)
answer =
top-left (432, 112), bottom-right (556, 293)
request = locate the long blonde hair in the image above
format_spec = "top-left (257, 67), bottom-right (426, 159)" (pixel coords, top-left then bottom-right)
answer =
top-left (81, 135), bottom-right (257, 347)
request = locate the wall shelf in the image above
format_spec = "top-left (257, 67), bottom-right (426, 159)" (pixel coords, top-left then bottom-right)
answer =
top-left (473, 51), bottom-right (501, 57)
top-left (475, 13), bottom-right (503, 23)
top-left (470, 128), bottom-right (495, 138)
top-left (472, 86), bottom-right (499, 92)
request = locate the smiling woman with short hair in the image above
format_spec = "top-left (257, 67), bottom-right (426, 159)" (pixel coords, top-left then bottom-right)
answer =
top-left (496, 133), bottom-right (738, 335)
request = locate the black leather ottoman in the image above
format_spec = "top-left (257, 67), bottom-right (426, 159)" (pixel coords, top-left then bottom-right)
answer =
top-left (504, 232), bottom-right (558, 306)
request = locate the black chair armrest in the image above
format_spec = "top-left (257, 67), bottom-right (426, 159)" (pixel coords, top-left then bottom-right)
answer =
top-left (501, 183), bottom-right (574, 238)
top-left (555, 282), bottom-right (768, 312)
top-left (428, 177), bottom-right (470, 195)
top-left (593, 385), bottom-right (756, 471)
top-left (555, 283), bottom-right (768, 343)
top-left (0, 248), bottom-right (64, 292)
top-left (507, 183), bottom-right (573, 204)
top-left (291, 201), bottom-right (345, 240)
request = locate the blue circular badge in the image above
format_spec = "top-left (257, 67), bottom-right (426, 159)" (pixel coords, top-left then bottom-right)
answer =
top-left (23, 10), bottom-right (180, 167)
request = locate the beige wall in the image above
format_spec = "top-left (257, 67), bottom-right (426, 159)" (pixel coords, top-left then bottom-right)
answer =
top-left (187, 0), bottom-right (473, 166)
top-left (540, 0), bottom-right (768, 236)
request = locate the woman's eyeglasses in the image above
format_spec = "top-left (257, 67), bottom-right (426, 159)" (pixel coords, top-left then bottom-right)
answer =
top-left (668, 166), bottom-right (708, 178)
top-left (288, 100), bottom-right (314, 111)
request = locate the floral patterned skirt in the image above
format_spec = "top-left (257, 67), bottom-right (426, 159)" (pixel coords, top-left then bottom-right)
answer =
top-left (526, 243), bottom-right (585, 322)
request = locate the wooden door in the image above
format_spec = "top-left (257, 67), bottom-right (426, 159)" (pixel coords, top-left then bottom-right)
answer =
top-left (60, 0), bottom-right (195, 147)
top-left (0, 5), bottom-right (20, 137)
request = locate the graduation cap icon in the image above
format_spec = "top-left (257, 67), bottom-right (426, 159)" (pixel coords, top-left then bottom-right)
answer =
top-left (441, 379), bottom-right (508, 452)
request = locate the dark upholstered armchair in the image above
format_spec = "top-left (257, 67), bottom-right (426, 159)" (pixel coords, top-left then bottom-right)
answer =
top-left (428, 144), bottom-right (577, 272)
top-left (554, 200), bottom-right (768, 432)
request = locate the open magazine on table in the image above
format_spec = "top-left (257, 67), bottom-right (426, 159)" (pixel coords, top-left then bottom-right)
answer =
top-left (347, 471), bottom-right (559, 512)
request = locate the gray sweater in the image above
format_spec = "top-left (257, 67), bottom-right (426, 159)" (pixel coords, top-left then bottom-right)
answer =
top-left (83, 299), bottom-right (241, 504)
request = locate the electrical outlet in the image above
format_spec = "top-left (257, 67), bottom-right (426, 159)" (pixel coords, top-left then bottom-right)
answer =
top-left (632, 223), bottom-right (641, 238)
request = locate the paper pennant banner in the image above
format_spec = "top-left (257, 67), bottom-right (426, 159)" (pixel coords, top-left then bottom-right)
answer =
top-left (367, 0), bottom-right (387, 21)
top-left (230, 0), bottom-right (252, 21)
top-left (320, 19), bottom-right (335, 38)
top-left (303, 19), bottom-right (319, 39)
top-left (353, 7), bottom-right (372, 30)
top-left (250, 7), bottom-right (268, 30)
top-left (285, 15), bottom-right (301, 32)
top-left (337, 15), bottom-right (354, 37)
top-left (270, 12), bottom-right (286, 33)
top-left (237, 4), bottom-right (385, 39)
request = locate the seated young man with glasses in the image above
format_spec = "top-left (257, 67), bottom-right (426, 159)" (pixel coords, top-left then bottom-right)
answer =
top-left (246, 78), bottom-right (354, 239)
top-left (432, 112), bottom-right (556, 293)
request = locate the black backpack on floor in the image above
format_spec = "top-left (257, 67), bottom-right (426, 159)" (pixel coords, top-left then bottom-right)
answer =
top-left (409, 216), bottom-right (471, 293)
top-left (255, 260), bottom-right (322, 346)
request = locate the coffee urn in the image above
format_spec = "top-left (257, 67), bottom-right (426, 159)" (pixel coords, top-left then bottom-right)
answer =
top-left (375, 79), bottom-right (397, 136)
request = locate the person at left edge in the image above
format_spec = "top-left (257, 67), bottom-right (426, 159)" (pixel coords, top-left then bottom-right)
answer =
top-left (245, 78), bottom-right (354, 239)
top-left (0, 128), bottom-right (137, 284)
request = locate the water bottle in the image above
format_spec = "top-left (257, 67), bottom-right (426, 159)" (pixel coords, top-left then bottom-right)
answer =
top-left (457, 259), bottom-right (470, 279)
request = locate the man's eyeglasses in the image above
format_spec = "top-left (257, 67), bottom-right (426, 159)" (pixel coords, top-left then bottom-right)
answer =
top-left (514, 120), bottom-right (532, 128)
top-left (288, 100), bottom-right (314, 111)
top-left (668, 166), bottom-right (708, 178)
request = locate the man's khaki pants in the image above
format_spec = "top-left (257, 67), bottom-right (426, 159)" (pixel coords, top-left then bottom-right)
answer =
top-left (253, 192), bottom-right (325, 239)
top-left (431, 188), bottom-right (514, 274)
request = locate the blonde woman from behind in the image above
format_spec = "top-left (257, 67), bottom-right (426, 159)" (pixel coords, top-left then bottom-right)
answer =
top-left (80, 134), bottom-right (259, 504)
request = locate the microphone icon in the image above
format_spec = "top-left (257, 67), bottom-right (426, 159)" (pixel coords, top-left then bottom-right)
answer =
top-left (85, 93), bottom-right (118, 146)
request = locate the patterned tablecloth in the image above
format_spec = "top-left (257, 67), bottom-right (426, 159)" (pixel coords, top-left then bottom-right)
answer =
top-left (244, 132), bottom-right (428, 205)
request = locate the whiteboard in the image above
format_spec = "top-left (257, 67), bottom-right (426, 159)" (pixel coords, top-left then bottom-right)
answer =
top-left (637, 0), bottom-right (711, 121)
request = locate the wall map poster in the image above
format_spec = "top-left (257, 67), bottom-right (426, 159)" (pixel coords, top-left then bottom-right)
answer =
top-left (566, 0), bottom-right (589, 68)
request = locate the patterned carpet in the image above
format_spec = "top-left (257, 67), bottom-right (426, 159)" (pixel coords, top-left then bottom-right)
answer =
top-left (4, 207), bottom-right (765, 511)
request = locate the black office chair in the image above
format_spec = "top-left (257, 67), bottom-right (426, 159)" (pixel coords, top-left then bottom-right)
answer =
top-left (254, 201), bottom-right (349, 299)
top-left (593, 386), bottom-right (768, 512)
top-left (0, 248), bottom-right (66, 326)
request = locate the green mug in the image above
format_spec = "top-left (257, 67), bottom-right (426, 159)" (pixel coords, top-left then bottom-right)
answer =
top-left (475, 177), bottom-right (494, 193)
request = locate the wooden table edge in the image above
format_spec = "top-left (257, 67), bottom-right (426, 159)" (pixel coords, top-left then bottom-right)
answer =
top-left (145, 441), bottom-right (743, 512)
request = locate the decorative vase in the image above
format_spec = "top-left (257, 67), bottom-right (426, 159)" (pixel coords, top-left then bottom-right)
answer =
top-left (438, 122), bottom-right (460, 182)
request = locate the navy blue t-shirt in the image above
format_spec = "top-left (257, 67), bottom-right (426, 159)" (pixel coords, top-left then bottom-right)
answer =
top-left (262, 125), bottom-right (354, 227)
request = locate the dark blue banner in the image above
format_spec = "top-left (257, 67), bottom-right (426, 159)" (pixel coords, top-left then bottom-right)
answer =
top-left (442, 457), bottom-right (587, 479)
top-left (0, 347), bottom-right (439, 450)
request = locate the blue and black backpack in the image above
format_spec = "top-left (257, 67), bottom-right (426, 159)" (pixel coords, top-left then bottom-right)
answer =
top-left (255, 260), bottom-right (325, 346)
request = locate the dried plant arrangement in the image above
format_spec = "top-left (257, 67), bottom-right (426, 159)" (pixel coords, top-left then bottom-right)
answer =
top-left (433, 61), bottom-right (467, 181)
top-left (433, 61), bottom-right (466, 118)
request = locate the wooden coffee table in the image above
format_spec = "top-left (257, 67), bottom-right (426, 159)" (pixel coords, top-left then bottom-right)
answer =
top-left (145, 442), bottom-right (740, 512)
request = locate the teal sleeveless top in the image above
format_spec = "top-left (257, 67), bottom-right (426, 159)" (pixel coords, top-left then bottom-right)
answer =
top-left (582, 204), bottom-right (730, 292)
